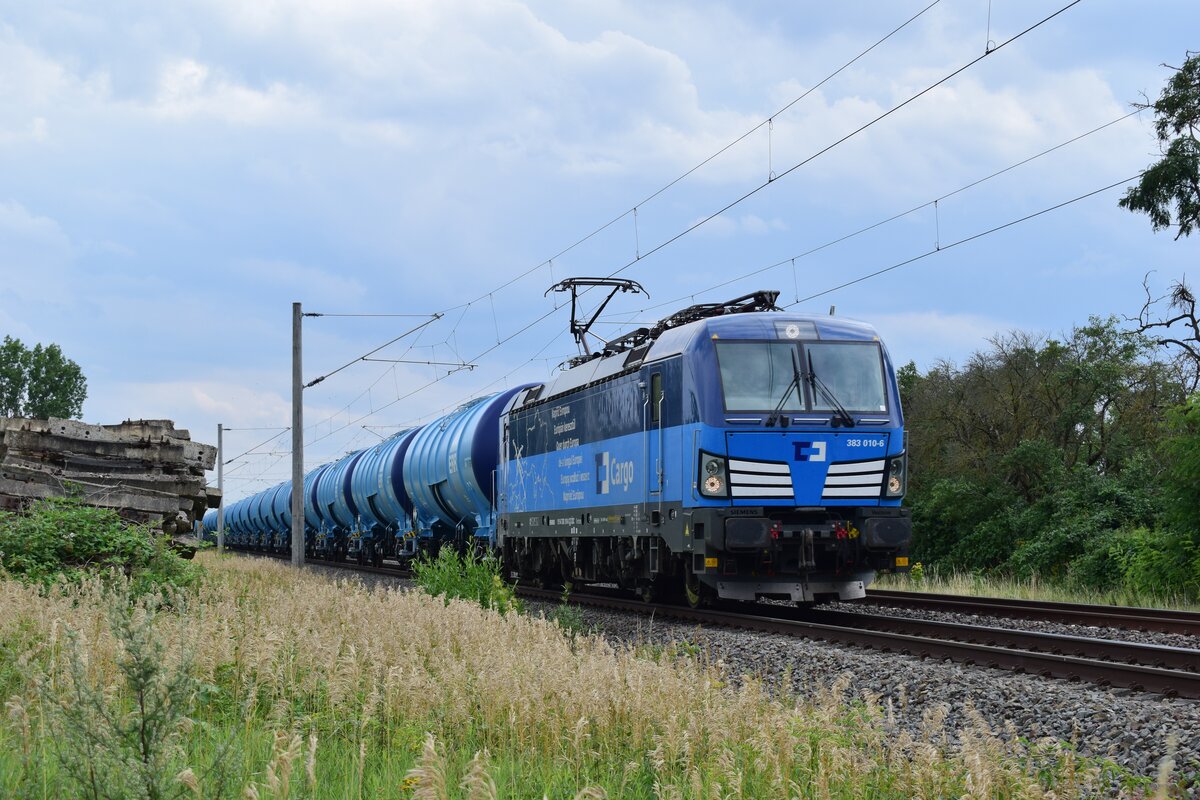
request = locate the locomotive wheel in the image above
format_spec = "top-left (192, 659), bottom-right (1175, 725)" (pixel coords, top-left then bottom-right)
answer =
top-left (683, 566), bottom-right (713, 609)
top-left (636, 580), bottom-right (656, 604)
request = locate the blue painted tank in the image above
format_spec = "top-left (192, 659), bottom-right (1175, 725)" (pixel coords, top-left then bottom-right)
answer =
top-left (270, 481), bottom-right (292, 537)
top-left (404, 386), bottom-right (533, 544)
top-left (303, 463), bottom-right (333, 533)
top-left (350, 428), bottom-right (422, 536)
top-left (249, 491), bottom-right (271, 545)
top-left (316, 450), bottom-right (367, 533)
top-left (202, 508), bottom-right (218, 534)
top-left (227, 498), bottom-right (245, 542)
top-left (260, 483), bottom-right (285, 544)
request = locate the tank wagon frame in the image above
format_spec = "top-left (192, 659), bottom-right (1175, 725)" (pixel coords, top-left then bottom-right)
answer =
top-left (217, 289), bottom-right (911, 605)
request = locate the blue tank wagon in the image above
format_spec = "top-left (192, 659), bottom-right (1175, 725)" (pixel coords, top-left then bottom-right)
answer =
top-left (404, 386), bottom-right (533, 551)
top-left (498, 291), bottom-right (911, 604)
top-left (199, 508), bottom-right (219, 541)
top-left (267, 481), bottom-right (292, 552)
top-left (312, 450), bottom-right (368, 561)
top-left (349, 427), bottom-right (423, 564)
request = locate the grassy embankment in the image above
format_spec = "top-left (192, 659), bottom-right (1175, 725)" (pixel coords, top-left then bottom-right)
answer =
top-left (876, 566), bottom-right (1200, 613)
top-left (0, 550), bottom-right (1185, 799)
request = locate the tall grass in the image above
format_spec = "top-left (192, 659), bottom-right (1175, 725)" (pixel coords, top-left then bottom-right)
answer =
top-left (0, 553), bottom-right (1182, 798)
top-left (878, 566), bottom-right (1200, 612)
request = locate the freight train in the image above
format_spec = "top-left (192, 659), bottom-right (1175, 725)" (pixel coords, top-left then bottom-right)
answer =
top-left (205, 290), bottom-right (911, 604)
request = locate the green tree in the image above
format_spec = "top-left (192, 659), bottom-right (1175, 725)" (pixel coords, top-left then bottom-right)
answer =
top-left (1119, 51), bottom-right (1200, 238)
top-left (0, 335), bottom-right (87, 419)
top-left (1119, 53), bottom-right (1200, 391)
top-left (902, 318), bottom-right (1180, 574)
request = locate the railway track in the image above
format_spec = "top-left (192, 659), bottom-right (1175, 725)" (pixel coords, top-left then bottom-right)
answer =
top-left (859, 589), bottom-right (1200, 636)
top-left (232, 551), bottom-right (1200, 698)
top-left (521, 586), bottom-right (1200, 699)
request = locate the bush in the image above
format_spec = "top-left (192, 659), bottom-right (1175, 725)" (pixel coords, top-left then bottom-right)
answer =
top-left (1162, 395), bottom-right (1200, 533)
top-left (410, 546), bottom-right (522, 615)
top-left (0, 497), bottom-right (203, 596)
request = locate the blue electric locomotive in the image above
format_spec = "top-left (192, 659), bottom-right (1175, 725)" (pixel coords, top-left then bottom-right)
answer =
top-left (498, 290), bottom-right (910, 603)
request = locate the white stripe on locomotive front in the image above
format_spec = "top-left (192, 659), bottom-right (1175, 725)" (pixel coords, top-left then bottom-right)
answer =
top-left (824, 473), bottom-right (884, 486)
top-left (826, 459), bottom-right (886, 474)
top-left (727, 458), bottom-right (790, 473)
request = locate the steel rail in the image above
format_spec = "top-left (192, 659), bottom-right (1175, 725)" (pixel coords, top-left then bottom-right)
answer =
top-left (860, 590), bottom-right (1200, 636)
top-left (518, 587), bottom-right (1200, 699)
top-left (794, 608), bottom-right (1200, 672)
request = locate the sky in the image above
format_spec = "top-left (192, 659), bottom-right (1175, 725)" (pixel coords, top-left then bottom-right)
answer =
top-left (1, 0), bottom-right (1197, 500)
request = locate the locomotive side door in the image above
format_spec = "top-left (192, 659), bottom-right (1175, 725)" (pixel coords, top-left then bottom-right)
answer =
top-left (647, 371), bottom-right (664, 498)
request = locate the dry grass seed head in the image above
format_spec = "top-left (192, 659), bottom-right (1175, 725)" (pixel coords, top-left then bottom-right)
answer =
top-left (459, 749), bottom-right (498, 800)
top-left (405, 732), bottom-right (449, 800)
top-left (306, 731), bottom-right (318, 789)
top-left (176, 767), bottom-right (201, 798)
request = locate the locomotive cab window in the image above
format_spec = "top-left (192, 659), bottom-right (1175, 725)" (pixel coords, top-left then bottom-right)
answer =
top-left (715, 340), bottom-right (888, 413)
top-left (715, 342), bottom-right (805, 412)
top-left (650, 372), bottom-right (663, 423)
top-left (805, 342), bottom-right (888, 412)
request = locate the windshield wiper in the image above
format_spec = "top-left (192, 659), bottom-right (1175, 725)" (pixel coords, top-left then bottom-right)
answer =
top-left (805, 350), bottom-right (855, 428)
top-left (765, 349), bottom-right (803, 427)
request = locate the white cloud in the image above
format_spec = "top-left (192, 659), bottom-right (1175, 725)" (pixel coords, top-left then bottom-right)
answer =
top-left (148, 58), bottom-right (315, 124)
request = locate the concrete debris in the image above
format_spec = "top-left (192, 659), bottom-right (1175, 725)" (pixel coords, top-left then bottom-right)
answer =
top-left (0, 417), bottom-right (219, 534)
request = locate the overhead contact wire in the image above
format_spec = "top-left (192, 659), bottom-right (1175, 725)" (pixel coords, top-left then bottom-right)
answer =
top-left (298, 2), bottom-right (948, 448)
top-left (603, 108), bottom-right (1141, 321)
top-left (602, 0), bottom-right (1086, 284)
top-left (300, 1), bottom-right (1079, 452)
top-left (223, 428), bottom-right (292, 466)
top-left (789, 174), bottom-right (1142, 304)
top-left (424, 0), bottom-right (944, 313)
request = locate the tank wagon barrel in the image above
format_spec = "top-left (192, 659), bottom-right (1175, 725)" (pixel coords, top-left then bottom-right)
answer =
top-left (302, 464), bottom-right (332, 543)
top-left (269, 481), bottom-right (291, 548)
top-left (404, 386), bottom-right (533, 547)
top-left (312, 451), bottom-right (365, 560)
top-left (349, 427), bottom-right (422, 558)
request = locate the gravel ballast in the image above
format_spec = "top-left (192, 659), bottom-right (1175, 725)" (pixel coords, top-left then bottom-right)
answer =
top-left (525, 597), bottom-right (1200, 788)
top-left (244, 558), bottom-right (1199, 788)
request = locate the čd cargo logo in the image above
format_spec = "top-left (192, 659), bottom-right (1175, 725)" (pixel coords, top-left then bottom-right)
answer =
top-left (595, 451), bottom-right (635, 494)
top-left (792, 441), bottom-right (827, 462)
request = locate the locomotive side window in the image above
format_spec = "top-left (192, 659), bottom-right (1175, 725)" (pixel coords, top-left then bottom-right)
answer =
top-left (804, 342), bottom-right (888, 412)
top-left (715, 342), bottom-right (805, 412)
top-left (650, 372), bottom-right (663, 423)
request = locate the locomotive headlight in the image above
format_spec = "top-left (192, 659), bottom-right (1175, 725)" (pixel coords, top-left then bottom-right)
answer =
top-left (698, 452), bottom-right (728, 497)
top-left (885, 454), bottom-right (907, 497)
